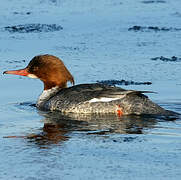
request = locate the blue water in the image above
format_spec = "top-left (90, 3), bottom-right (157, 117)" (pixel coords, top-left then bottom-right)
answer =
top-left (0, 0), bottom-right (181, 179)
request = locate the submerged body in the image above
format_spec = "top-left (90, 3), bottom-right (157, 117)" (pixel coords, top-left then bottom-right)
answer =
top-left (3, 54), bottom-right (178, 116)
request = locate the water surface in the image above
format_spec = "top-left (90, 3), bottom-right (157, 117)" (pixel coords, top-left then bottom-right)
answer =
top-left (0, 0), bottom-right (181, 179)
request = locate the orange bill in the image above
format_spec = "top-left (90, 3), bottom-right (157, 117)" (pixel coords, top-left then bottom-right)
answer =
top-left (3, 68), bottom-right (29, 76)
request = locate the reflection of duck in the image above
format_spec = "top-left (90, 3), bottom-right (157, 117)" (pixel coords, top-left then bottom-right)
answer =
top-left (31, 111), bottom-right (163, 140)
top-left (24, 111), bottom-right (167, 148)
top-left (3, 54), bottom-right (178, 116)
top-left (4, 110), bottom-right (176, 147)
top-left (26, 122), bottom-right (69, 146)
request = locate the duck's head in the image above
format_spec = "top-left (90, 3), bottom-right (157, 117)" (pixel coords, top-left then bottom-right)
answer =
top-left (3, 54), bottom-right (75, 90)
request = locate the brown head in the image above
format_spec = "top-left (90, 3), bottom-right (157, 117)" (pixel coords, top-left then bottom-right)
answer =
top-left (3, 54), bottom-right (75, 90)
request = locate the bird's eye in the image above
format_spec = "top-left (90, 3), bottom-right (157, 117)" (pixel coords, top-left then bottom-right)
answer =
top-left (33, 66), bottom-right (39, 72)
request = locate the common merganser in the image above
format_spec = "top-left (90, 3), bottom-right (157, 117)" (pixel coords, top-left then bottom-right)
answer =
top-left (3, 54), bottom-right (177, 116)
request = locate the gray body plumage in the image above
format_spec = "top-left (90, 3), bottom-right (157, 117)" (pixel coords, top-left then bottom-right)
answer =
top-left (37, 83), bottom-right (176, 116)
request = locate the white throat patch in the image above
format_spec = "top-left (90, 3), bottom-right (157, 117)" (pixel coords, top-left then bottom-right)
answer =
top-left (27, 74), bottom-right (38, 79)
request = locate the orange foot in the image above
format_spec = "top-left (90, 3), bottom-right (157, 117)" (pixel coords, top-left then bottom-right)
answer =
top-left (117, 105), bottom-right (123, 117)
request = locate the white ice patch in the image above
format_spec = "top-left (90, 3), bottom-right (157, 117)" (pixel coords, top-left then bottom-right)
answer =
top-left (89, 97), bottom-right (120, 103)
top-left (27, 74), bottom-right (38, 79)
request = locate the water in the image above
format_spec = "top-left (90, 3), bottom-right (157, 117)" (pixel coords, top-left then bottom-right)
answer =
top-left (0, 0), bottom-right (181, 179)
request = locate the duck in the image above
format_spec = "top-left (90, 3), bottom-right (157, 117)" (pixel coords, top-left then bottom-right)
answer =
top-left (3, 54), bottom-right (177, 116)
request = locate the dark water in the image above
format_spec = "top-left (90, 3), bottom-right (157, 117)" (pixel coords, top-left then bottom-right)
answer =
top-left (0, 0), bottom-right (181, 179)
